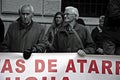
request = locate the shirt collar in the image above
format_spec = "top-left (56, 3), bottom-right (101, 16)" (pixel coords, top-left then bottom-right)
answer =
top-left (18, 19), bottom-right (33, 30)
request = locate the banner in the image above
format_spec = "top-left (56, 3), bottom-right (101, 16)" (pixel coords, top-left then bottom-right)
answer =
top-left (0, 53), bottom-right (120, 80)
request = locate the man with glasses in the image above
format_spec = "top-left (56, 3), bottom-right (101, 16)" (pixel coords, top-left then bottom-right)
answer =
top-left (53, 6), bottom-right (95, 56)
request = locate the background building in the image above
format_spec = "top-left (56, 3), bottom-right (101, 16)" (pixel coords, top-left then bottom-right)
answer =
top-left (0, 0), bottom-right (109, 35)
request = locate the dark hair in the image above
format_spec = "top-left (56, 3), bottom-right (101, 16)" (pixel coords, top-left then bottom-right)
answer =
top-left (53, 12), bottom-right (64, 25)
top-left (77, 18), bottom-right (85, 26)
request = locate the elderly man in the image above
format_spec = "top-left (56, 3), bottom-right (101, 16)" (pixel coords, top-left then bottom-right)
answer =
top-left (0, 4), bottom-right (48, 59)
top-left (53, 6), bottom-right (95, 56)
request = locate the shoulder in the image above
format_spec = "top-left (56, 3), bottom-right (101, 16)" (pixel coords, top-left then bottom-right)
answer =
top-left (47, 25), bottom-right (54, 33)
top-left (75, 23), bottom-right (87, 31)
top-left (32, 22), bottom-right (43, 27)
top-left (75, 23), bottom-right (92, 36)
top-left (32, 22), bottom-right (45, 30)
top-left (5, 21), bottom-right (19, 34)
top-left (10, 21), bottom-right (19, 25)
top-left (9, 21), bottom-right (19, 29)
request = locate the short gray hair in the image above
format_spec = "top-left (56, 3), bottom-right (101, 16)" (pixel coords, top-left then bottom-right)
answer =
top-left (18, 4), bottom-right (34, 14)
top-left (65, 6), bottom-right (79, 19)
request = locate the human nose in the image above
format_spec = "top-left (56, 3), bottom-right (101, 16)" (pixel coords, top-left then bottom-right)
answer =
top-left (24, 14), bottom-right (27, 18)
top-left (64, 15), bottom-right (67, 19)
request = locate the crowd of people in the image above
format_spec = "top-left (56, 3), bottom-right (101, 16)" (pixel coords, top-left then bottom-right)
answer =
top-left (0, 0), bottom-right (120, 59)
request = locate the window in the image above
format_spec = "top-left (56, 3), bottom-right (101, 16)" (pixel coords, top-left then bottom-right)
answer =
top-left (61, 0), bottom-right (109, 17)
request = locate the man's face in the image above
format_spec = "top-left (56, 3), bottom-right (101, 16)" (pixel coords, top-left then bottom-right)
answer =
top-left (55, 14), bottom-right (63, 25)
top-left (64, 10), bottom-right (76, 23)
top-left (20, 6), bottom-right (33, 25)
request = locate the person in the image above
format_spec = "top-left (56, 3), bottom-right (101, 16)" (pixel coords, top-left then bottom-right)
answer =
top-left (53, 6), bottom-right (95, 56)
top-left (0, 4), bottom-right (49, 59)
top-left (91, 15), bottom-right (105, 54)
top-left (102, 0), bottom-right (120, 55)
top-left (0, 18), bottom-right (4, 45)
top-left (46, 12), bottom-right (64, 52)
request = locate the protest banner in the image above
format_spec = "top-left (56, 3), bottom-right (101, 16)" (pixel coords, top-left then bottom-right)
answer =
top-left (0, 53), bottom-right (120, 80)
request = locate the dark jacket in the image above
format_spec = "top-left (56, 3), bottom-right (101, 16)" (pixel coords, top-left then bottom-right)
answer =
top-left (103, 0), bottom-right (120, 45)
top-left (91, 27), bottom-right (103, 48)
top-left (0, 18), bottom-right (4, 44)
top-left (53, 23), bottom-right (95, 54)
top-left (46, 24), bottom-right (63, 52)
top-left (46, 24), bottom-right (62, 45)
top-left (1, 20), bottom-right (48, 52)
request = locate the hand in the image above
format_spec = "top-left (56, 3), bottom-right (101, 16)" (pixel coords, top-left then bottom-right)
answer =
top-left (23, 49), bottom-right (32, 60)
top-left (77, 49), bottom-right (86, 57)
top-left (96, 48), bottom-right (103, 54)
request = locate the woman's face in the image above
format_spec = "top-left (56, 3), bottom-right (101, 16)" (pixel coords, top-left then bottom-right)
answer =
top-left (55, 14), bottom-right (63, 25)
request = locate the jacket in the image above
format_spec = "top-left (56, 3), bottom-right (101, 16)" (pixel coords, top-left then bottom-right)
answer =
top-left (1, 20), bottom-right (48, 52)
top-left (91, 27), bottom-right (103, 48)
top-left (53, 23), bottom-right (95, 54)
top-left (103, 0), bottom-right (120, 45)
